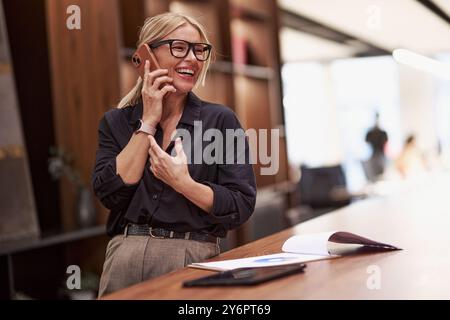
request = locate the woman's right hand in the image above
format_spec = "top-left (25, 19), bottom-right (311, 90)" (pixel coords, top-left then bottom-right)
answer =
top-left (141, 60), bottom-right (176, 127)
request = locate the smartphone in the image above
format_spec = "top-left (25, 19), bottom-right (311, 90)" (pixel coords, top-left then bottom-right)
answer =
top-left (131, 44), bottom-right (161, 79)
top-left (183, 263), bottom-right (307, 287)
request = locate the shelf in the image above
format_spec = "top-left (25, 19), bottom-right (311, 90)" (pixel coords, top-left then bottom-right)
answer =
top-left (230, 18), bottom-right (273, 67)
top-left (232, 63), bottom-right (274, 80)
top-left (229, 0), bottom-right (272, 21)
top-left (0, 225), bottom-right (107, 256)
top-left (230, 3), bottom-right (271, 22)
top-left (211, 61), bottom-right (274, 80)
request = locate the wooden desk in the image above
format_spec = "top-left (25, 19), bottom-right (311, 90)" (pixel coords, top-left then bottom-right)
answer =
top-left (104, 173), bottom-right (450, 299)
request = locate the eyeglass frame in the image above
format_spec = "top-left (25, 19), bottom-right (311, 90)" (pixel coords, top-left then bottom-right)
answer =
top-left (148, 39), bottom-right (212, 61)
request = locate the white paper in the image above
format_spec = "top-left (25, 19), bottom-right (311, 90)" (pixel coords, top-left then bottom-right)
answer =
top-left (189, 253), bottom-right (331, 271)
top-left (188, 231), bottom-right (399, 271)
top-left (281, 231), bottom-right (337, 256)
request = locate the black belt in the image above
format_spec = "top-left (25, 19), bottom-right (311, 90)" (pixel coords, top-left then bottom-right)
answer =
top-left (124, 224), bottom-right (219, 244)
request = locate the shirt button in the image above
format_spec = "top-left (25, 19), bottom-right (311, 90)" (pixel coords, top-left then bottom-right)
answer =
top-left (152, 194), bottom-right (158, 200)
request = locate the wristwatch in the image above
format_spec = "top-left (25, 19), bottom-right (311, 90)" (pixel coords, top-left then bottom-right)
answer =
top-left (134, 119), bottom-right (157, 136)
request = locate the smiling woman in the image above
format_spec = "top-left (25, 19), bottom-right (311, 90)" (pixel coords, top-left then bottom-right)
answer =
top-left (117, 13), bottom-right (213, 110)
top-left (92, 12), bottom-right (256, 297)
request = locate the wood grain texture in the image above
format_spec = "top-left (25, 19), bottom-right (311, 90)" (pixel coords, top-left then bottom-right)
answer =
top-left (193, 70), bottom-right (235, 108)
top-left (46, 0), bottom-right (122, 228)
top-left (119, 0), bottom-right (145, 48)
top-left (103, 173), bottom-right (450, 299)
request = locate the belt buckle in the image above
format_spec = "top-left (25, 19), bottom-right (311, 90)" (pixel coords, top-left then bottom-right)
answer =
top-left (149, 227), bottom-right (165, 239)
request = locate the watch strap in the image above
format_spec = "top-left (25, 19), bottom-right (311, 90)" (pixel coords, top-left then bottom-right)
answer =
top-left (136, 120), bottom-right (156, 136)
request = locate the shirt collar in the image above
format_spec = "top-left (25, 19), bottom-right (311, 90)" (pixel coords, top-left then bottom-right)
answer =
top-left (129, 91), bottom-right (202, 127)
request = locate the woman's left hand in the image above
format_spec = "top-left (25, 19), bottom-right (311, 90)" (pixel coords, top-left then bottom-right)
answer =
top-left (148, 135), bottom-right (191, 193)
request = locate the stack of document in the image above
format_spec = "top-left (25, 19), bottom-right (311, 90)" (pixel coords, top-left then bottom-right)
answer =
top-left (189, 231), bottom-right (400, 271)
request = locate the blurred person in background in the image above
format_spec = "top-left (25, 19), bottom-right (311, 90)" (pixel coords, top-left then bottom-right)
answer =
top-left (395, 135), bottom-right (427, 178)
top-left (365, 112), bottom-right (389, 178)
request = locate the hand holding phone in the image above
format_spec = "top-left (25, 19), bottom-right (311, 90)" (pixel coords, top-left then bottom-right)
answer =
top-left (132, 44), bottom-right (161, 79)
top-left (132, 44), bottom-right (176, 126)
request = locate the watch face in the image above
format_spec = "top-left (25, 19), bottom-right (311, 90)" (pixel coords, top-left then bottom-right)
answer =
top-left (133, 120), bottom-right (142, 132)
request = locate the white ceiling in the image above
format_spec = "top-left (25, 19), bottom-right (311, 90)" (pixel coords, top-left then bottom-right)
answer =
top-left (280, 27), bottom-right (359, 63)
top-left (279, 0), bottom-right (450, 62)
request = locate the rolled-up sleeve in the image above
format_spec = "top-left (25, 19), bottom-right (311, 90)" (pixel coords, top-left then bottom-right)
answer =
top-left (92, 116), bottom-right (138, 210)
top-left (202, 109), bottom-right (257, 229)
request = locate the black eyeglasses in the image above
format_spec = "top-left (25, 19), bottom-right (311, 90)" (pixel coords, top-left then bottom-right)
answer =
top-left (149, 39), bottom-right (212, 61)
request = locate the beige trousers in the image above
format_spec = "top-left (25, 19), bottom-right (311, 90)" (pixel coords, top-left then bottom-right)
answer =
top-left (98, 234), bottom-right (220, 298)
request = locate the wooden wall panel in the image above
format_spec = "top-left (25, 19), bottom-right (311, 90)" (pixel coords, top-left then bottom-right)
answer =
top-left (269, 0), bottom-right (289, 184)
top-left (46, 0), bottom-right (122, 229)
top-left (228, 0), bottom-right (287, 189)
top-left (193, 70), bottom-right (234, 108)
top-left (234, 75), bottom-right (275, 187)
top-left (144, 0), bottom-right (171, 18)
top-left (276, 135), bottom-right (289, 183)
top-left (230, 0), bottom-right (273, 17)
top-left (119, 0), bottom-right (145, 48)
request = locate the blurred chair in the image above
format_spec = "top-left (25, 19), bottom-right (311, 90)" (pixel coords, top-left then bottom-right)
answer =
top-left (243, 189), bottom-right (289, 247)
top-left (299, 164), bottom-right (351, 211)
top-left (219, 190), bottom-right (287, 252)
top-left (284, 205), bottom-right (316, 226)
top-left (219, 229), bottom-right (237, 253)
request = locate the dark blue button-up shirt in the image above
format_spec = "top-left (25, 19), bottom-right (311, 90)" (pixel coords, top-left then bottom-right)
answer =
top-left (92, 92), bottom-right (257, 238)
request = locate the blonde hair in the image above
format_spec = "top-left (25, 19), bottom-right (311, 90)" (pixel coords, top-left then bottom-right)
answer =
top-left (117, 12), bottom-right (213, 109)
